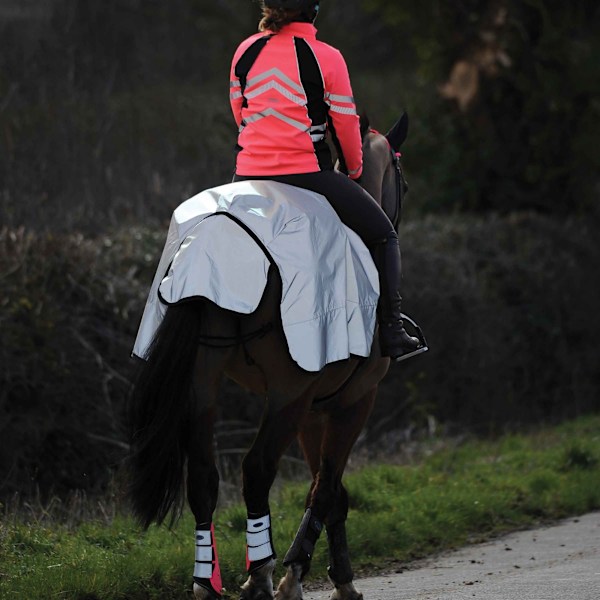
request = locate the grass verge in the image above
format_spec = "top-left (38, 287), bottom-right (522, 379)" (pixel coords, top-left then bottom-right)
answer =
top-left (1, 415), bottom-right (599, 599)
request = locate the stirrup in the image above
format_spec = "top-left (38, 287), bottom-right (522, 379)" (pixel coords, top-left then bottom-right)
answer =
top-left (392, 313), bottom-right (429, 363)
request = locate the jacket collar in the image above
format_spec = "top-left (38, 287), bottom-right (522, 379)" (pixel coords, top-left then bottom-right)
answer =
top-left (276, 22), bottom-right (317, 38)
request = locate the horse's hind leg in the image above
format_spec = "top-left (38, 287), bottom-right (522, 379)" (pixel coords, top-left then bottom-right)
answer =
top-left (240, 391), bottom-right (313, 600)
top-left (188, 347), bottom-right (229, 600)
top-left (277, 389), bottom-right (376, 600)
top-left (190, 405), bottom-right (222, 600)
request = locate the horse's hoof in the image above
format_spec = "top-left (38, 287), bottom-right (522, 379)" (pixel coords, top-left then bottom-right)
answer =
top-left (240, 591), bottom-right (273, 600)
top-left (193, 582), bottom-right (220, 600)
top-left (240, 558), bottom-right (276, 600)
top-left (274, 565), bottom-right (304, 600)
top-left (274, 589), bottom-right (302, 600)
top-left (330, 582), bottom-right (363, 600)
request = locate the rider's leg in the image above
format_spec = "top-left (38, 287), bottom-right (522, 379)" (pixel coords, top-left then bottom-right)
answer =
top-left (233, 171), bottom-right (420, 360)
top-left (369, 232), bottom-right (421, 360)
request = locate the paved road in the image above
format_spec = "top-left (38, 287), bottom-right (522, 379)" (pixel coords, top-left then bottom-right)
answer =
top-left (304, 512), bottom-right (600, 600)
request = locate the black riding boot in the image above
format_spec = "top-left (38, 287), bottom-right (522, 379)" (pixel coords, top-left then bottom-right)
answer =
top-left (371, 234), bottom-right (421, 361)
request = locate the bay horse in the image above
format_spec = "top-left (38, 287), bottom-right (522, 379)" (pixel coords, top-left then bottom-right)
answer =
top-left (129, 113), bottom-right (414, 600)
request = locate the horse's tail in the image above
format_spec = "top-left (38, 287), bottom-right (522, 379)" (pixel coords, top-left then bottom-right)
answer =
top-left (128, 301), bottom-right (202, 529)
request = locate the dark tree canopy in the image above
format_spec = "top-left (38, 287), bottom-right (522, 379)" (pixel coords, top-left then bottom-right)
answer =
top-left (0, 0), bottom-right (598, 228)
top-left (363, 0), bottom-right (600, 215)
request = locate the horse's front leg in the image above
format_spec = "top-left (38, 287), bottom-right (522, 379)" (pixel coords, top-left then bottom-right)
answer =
top-left (240, 391), bottom-right (312, 600)
top-left (325, 491), bottom-right (363, 600)
top-left (277, 389), bottom-right (376, 600)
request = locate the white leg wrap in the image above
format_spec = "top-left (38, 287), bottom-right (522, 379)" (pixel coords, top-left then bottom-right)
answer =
top-left (194, 529), bottom-right (213, 579)
top-left (247, 514), bottom-right (274, 563)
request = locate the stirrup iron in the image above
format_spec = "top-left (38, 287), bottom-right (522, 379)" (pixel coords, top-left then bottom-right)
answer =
top-left (392, 313), bottom-right (429, 363)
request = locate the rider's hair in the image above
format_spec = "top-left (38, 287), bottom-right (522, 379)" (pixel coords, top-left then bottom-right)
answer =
top-left (259, 6), bottom-right (303, 32)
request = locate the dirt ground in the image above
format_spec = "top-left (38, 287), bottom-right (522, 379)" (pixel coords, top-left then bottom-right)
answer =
top-left (303, 512), bottom-right (600, 600)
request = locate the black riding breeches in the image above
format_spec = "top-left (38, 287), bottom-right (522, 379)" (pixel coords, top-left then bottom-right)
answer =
top-left (232, 170), bottom-right (397, 247)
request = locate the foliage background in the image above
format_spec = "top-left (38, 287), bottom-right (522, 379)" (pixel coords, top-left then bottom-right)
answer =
top-left (0, 0), bottom-right (599, 500)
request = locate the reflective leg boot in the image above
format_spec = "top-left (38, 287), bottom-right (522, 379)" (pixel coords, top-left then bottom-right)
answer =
top-left (371, 234), bottom-right (421, 361)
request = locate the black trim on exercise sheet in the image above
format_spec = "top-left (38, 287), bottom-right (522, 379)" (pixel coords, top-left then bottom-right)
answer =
top-left (157, 212), bottom-right (277, 308)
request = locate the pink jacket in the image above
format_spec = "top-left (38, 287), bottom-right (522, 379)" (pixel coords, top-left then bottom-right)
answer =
top-left (230, 22), bottom-right (363, 179)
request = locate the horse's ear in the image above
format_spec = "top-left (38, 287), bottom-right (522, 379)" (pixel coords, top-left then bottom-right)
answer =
top-left (359, 111), bottom-right (370, 140)
top-left (385, 112), bottom-right (409, 151)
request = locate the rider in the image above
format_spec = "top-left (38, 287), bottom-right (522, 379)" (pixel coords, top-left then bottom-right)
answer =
top-left (230, 0), bottom-right (420, 361)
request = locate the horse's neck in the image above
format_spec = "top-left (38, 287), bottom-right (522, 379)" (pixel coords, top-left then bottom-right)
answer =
top-left (361, 134), bottom-right (391, 205)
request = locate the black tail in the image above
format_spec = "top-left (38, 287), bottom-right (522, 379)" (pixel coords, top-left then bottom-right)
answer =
top-left (128, 301), bottom-right (203, 529)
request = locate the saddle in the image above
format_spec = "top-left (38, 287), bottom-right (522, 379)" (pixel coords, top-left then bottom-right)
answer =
top-left (132, 181), bottom-right (380, 372)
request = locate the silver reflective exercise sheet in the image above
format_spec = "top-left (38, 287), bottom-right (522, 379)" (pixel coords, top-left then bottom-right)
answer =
top-left (132, 180), bottom-right (379, 372)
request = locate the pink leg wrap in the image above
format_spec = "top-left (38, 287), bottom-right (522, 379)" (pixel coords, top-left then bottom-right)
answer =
top-left (210, 524), bottom-right (222, 596)
top-left (194, 523), bottom-right (222, 596)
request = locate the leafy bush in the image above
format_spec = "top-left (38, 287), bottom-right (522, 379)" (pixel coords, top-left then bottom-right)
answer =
top-left (382, 212), bottom-right (600, 433)
top-left (1, 211), bottom-right (598, 499)
top-left (0, 226), bottom-right (157, 497)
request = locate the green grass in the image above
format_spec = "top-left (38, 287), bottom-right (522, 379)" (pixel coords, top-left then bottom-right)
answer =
top-left (1, 415), bottom-right (599, 599)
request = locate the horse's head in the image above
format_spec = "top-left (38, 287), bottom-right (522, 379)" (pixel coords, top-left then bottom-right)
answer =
top-left (360, 113), bottom-right (410, 233)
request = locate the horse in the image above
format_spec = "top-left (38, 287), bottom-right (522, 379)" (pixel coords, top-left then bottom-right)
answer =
top-left (129, 113), bottom-right (414, 600)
